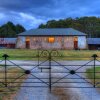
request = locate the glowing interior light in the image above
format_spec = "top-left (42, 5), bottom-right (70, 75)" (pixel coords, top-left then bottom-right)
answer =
top-left (26, 37), bottom-right (30, 41)
top-left (74, 37), bottom-right (78, 41)
top-left (48, 37), bottom-right (55, 43)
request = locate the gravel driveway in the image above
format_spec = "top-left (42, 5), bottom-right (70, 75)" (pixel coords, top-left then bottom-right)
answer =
top-left (0, 60), bottom-right (100, 100)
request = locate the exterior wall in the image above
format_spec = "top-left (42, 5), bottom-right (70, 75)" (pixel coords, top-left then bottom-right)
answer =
top-left (5, 44), bottom-right (15, 48)
top-left (0, 44), bottom-right (15, 48)
top-left (29, 36), bottom-right (75, 49)
top-left (78, 36), bottom-right (87, 49)
top-left (42, 37), bottom-right (62, 49)
top-left (30, 36), bottom-right (62, 49)
top-left (30, 37), bottom-right (42, 49)
top-left (63, 37), bottom-right (74, 49)
top-left (16, 36), bottom-right (87, 50)
top-left (16, 36), bottom-right (26, 49)
top-left (88, 44), bottom-right (100, 50)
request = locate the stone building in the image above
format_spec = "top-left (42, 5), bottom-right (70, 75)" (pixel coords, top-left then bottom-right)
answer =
top-left (16, 28), bottom-right (87, 50)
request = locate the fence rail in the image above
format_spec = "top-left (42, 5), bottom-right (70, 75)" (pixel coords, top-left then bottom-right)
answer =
top-left (0, 50), bottom-right (100, 92)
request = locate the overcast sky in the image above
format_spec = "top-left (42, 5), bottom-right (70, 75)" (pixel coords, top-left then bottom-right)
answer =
top-left (0, 0), bottom-right (100, 30)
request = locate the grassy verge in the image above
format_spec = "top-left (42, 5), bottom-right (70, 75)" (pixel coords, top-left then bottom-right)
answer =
top-left (0, 67), bottom-right (27, 100)
top-left (0, 49), bottom-right (100, 60)
top-left (86, 67), bottom-right (100, 87)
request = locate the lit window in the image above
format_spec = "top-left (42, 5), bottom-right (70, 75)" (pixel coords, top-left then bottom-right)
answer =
top-left (26, 37), bottom-right (30, 41)
top-left (48, 37), bottom-right (55, 43)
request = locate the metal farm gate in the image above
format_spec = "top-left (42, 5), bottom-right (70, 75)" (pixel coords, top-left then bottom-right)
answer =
top-left (0, 50), bottom-right (100, 92)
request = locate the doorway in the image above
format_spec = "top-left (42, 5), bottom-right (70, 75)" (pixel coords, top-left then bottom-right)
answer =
top-left (74, 37), bottom-right (78, 49)
top-left (26, 37), bottom-right (30, 49)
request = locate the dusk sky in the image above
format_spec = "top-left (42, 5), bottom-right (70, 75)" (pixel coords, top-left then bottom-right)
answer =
top-left (0, 0), bottom-right (100, 30)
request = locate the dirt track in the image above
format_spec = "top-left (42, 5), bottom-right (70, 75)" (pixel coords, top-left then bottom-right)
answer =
top-left (0, 60), bottom-right (100, 100)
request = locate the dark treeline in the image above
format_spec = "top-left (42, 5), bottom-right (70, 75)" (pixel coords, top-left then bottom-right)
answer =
top-left (39, 17), bottom-right (100, 37)
top-left (0, 22), bottom-right (26, 37)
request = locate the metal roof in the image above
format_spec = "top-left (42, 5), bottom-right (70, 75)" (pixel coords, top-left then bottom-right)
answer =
top-left (18, 28), bottom-right (86, 36)
top-left (87, 38), bottom-right (100, 45)
top-left (0, 38), bottom-right (16, 44)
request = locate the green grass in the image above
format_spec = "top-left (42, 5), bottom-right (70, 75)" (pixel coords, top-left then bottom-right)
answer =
top-left (0, 67), bottom-right (27, 100)
top-left (0, 49), bottom-right (100, 60)
top-left (86, 67), bottom-right (100, 87)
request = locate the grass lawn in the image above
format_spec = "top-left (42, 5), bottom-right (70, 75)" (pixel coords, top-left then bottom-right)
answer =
top-left (86, 67), bottom-right (100, 87)
top-left (0, 49), bottom-right (100, 60)
top-left (0, 67), bottom-right (27, 100)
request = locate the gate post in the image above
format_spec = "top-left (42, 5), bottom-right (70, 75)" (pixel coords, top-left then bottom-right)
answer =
top-left (38, 50), bottom-right (42, 72)
top-left (49, 52), bottom-right (51, 92)
top-left (92, 54), bottom-right (98, 88)
top-left (2, 54), bottom-right (9, 87)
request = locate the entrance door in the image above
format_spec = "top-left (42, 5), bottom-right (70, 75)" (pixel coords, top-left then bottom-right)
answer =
top-left (26, 37), bottom-right (30, 49)
top-left (74, 37), bottom-right (78, 49)
top-left (74, 41), bottom-right (78, 49)
top-left (26, 41), bottom-right (30, 49)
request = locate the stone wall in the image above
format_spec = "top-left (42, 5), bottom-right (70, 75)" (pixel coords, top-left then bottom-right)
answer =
top-left (78, 36), bottom-right (87, 49)
top-left (30, 36), bottom-right (62, 49)
top-left (63, 37), bottom-right (74, 49)
top-left (16, 36), bottom-right (26, 49)
top-left (16, 36), bottom-right (87, 49)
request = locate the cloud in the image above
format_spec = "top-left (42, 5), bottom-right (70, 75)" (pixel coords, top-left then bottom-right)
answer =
top-left (0, 0), bottom-right (100, 29)
top-left (0, 11), bottom-right (47, 29)
top-left (0, 13), bottom-right (5, 19)
top-left (19, 12), bottom-right (47, 29)
top-left (0, 0), bottom-right (54, 11)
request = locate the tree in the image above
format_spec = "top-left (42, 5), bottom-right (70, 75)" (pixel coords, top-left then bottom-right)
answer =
top-left (38, 17), bottom-right (100, 37)
top-left (16, 24), bottom-right (26, 34)
top-left (0, 22), bottom-right (26, 37)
